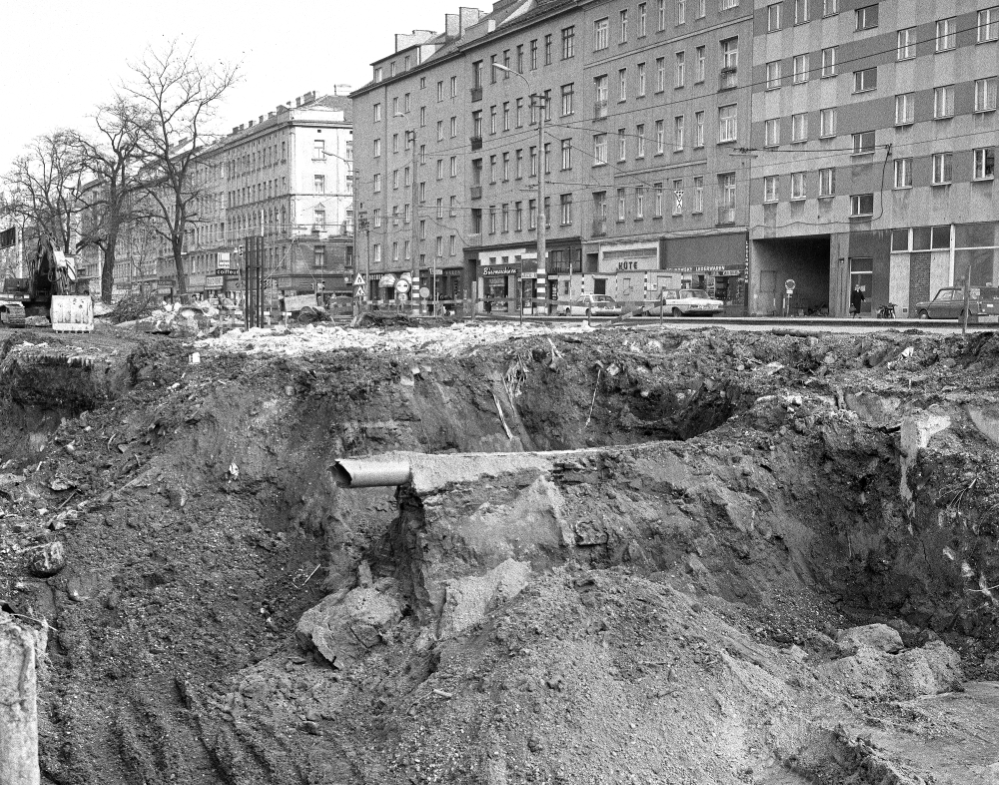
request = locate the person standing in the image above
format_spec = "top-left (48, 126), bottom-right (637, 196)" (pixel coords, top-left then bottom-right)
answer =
top-left (851, 286), bottom-right (865, 318)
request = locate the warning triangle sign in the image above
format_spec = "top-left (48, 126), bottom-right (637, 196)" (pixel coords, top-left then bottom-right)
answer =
top-left (352, 274), bottom-right (365, 287)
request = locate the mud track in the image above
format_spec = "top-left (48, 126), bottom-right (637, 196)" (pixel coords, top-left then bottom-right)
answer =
top-left (0, 323), bottom-right (998, 784)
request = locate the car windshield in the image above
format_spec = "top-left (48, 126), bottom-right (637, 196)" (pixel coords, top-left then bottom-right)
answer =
top-left (592, 296), bottom-right (616, 304)
top-left (679, 290), bottom-right (709, 299)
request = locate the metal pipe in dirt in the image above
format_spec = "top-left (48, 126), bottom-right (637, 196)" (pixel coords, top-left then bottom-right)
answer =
top-left (0, 616), bottom-right (40, 785)
top-left (331, 459), bottom-right (412, 488)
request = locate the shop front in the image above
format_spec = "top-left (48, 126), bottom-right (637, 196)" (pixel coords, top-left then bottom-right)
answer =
top-left (663, 234), bottom-right (748, 314)
top-left (475, 249), bottom-right (527, 314)
top-left (594, 242), bottom-right (661, 311)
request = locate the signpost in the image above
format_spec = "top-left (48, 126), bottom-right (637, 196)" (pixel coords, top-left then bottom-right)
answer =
top-left (784, 279), bottom-right (796, 318)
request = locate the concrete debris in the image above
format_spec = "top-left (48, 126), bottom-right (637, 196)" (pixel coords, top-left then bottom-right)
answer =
top-left (836, 623), bottom-right (905, 654)
top-left (296, 584), bottom-right (403, 668)
top-left (27, 542), bottom-right (65, 577)
top-left (438, 559), bottom-right (532, 638)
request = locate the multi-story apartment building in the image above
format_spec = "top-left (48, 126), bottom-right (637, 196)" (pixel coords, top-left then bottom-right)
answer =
top-left (751, 0), bottom-right (999, 316)
top-left (357, 0), bottom-right (998, 317)
top-left (354, 0), bottom-right (754, 313)
top-left (78, 91), bottom-right (355, 303)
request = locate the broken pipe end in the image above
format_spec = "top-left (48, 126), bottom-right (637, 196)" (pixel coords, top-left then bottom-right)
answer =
top-left (331, 458), bottom-right (412, 488)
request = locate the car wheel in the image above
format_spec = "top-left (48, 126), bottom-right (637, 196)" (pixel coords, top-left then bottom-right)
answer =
top-left (918, 310), bottom-right (929, 320)
top-left (671, 307), bottom-right (682, 318)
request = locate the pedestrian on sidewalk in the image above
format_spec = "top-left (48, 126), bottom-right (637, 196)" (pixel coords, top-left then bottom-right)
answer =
top-left (851, 286), bottom-right (865, 318)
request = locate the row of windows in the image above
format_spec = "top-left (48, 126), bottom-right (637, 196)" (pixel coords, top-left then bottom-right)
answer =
top-left (371, 235), bottom-right (460, 264)
top-left (762, 148), bottom-right (996, 206)
top-left (593, 0), bottom-right (739, 52)
top-left (766, 3), bottom-right (998, 49)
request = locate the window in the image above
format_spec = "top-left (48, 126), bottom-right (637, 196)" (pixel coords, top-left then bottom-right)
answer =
top-left (895, 93), bottom-right (915, 125)
top-left (853, 68), bottom-right (877, 93)
top-left (619, 68), bottom-right (628, 100)
top-left (894, 158), bottom-right (913, 188)
top-left (823, 0), bottom-right (838, 14)
top-left (562, 26), bottom-right (575, 58)
top-left (655, 119), bottom-right (665, 153)
top-left (694, 111), bottom-right (704, 147)
top-left (489, 206), bottom-right (496, 234)
top-left (437, 81), bottom-right (445, 101)
top-left (695, 47), bottom-right (705, 82)
top-left (636, 124), bottom-right (646, 157)
top-left (618, 128), bottom-right (627, 160)
top-left (658, 0), bottom-right (667, 29)
top-left (420, 107), bottom-right (426, 126)
top-left (766, 60), bottom-right (780, 90)
top-left (638, 63), bottom-right (647, 95)
top-left (516, 45), bottom-right (524, 73)
top-left (820, 108), bottom-right (836, 137)
top-left (768, 3), bottom-right (782, 31)
top-left (672, 179), bottom-right (684, 215)
top-left (374, 103), bottom-right (382, 121)
top-left (450, 116), bottom-right (458, 137)
top-left (654, 183), bottom-right (664, 216)
top-left (313, 139), bottom-right (325, 160)
top-left (897, 28), bottom-right (916, 59)
top-left (675, 52), bottom-right (685, 87)
top-left (821, 47), bottom-right (837, 77)
top-left (314, 174), bottom-right (326, 194)
top-left (936, 18), bottom-right (956, 51)
top-left (561, 138), bottom-right (572, 170)
top-left (764, 118), bottom-right (780, 147)
top-left (372, 244), bottom-right (382, 263)
top-left (852, 131), bottom-right (875, 154)
top-left (932, 152), bottom-right (953, 184)
top-left (529, 147), bottom-right (537, 176)
top-left (818, 168), bottom-right (835, 197)
top-left (855, 4), bottom-right (878, 30)
top-left (515, 149), bottom-right (524, 178)
top-left (560, 194), bottom-right (573, 225)
top-left (718, 104), bottom-right (737, 142)
top-left (657, 57), bottom-right (666, 91)
top-left (636, 186), bottom-right (645, 218)
top-left (373, 173), bottom-right (382, 192)
top-left (850, 193), bottom-right (874, 216)
top-left (595, 74), bottom-right (609, 108)
top-left (721, 37), bottom-right (739, 70)
top-left (531, 39), bottom-right (538, 69)
top-left (975, 78), bottom-right (998, 112)
top-left (373, 138), bottom-right (381, 157)
top-left (437, 120), bottom-right (445, 141)
top-left (594, 17), bottom-right (609, 50)
top-left (794, 0), bottom-right (809, 24)
top-left (620, 9), bottom-right (629, 41)
top-left (594, 134), bottom-right (607, 164)
top-left (436, 198), bottom-right (444, 219)
top-left (974, 148), bottom-right (996, 179)
top-left (449, 195), bottom-right (458, 217)
top-left (673, 116), bottom-right (685, 151)
top-left (561, 83), bottom-right (574, 115)
top-left (639, 2), bottom-right (648, 35)
top-left (790, 172), bottom-right (806, 200)
top-left (718, 173), bottom-right (736, 221)
top-left (617, 189), bottom-right (626, 221)
top-left (980, 7), bottom-right (999, 42)
top-left (501, 204), bottom-right (509, 232)
top-left (721, 0), bottom-right (738, 9)
top-left (545, 34), bottom-right (553, 64)
top-left (502, 103), bottom-right (510, 130)
top-left (489, 106), bottom-right (497, 134)
top-left (677, 0), bottom-right (686, 24)
top-left (791, 113), bottom-right (807, 142)
top-left (792, 54), bottom-right (809, 84)
top-left (933, 85), bottom-right (954, 118)
top-left (313, 206), bottom-right (326, 228)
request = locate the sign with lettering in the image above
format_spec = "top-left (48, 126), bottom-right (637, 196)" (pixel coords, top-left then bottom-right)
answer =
top-left (598, 244), bottom-right (659, 274)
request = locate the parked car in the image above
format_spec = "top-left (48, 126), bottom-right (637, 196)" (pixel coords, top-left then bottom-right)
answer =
top-left (559, 294), bottom-right (622, 317)
top-left (913, 287), bottom-right (999, 321)
top-left (642, 288), bottom-right (724, 317)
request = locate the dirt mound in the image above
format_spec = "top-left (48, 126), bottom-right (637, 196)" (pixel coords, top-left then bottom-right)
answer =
top-left (0, 323), bottom-right (997, 783)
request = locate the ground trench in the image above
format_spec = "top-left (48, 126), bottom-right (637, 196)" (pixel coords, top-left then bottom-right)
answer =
top-left (2, 328), bottom-right (998, 784)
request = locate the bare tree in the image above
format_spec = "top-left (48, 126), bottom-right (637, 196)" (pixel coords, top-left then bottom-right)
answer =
top-left (121, 39), bottom-right (239, 297)
top-left (1, 131), bottom-right (87, 255)
top-left (72, 98), bottom-right (147, 303)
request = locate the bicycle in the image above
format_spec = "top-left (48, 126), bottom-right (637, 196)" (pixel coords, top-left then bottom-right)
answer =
top-left (876, 302), bottom-right (896, 319)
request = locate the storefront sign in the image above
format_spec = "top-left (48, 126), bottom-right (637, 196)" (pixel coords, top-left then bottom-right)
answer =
top-left (216, 252), bottom-right (232, 272)
top-left (673, 266), bottom-right (743, 275)
top-left (484, 265), bottom-right (519, 275)
top-left (379, 273), bottom-right (397, 288)
top-left (599, 245), bottom-right (659, 274)
top-left (205, 276), bottom-right (224, 288)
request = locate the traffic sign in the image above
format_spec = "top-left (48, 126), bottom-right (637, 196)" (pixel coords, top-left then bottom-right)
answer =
top-left (352, 274), bottom-right (365, 287)
top-left (397, 292), bottom-right (409, 303)
top-left (353, 286), bottom-right (365, 298)
top-left (395, 279), bottom-right (411, 294)
top-left (419, 286), bottom-right (430, 299)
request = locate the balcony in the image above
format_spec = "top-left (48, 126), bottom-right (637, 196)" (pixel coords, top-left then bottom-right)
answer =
top-left (470, 185), bottom-right (483, 200)
top-left (470, 135), bottom-right (483, 151)
top-left (592, 218), bottom-right (607, 236)
top-left (471, 86), bottom-right (483, 102)
top-left (594, 100), bottom-right (608, 119)
top-left (717, 205), bottom-right (736, 225)
top-left (719, 68), bottom-right (738, 91)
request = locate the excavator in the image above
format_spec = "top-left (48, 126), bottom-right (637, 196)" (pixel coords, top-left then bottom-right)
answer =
top-left (0, 237), bottom-right (93, 331)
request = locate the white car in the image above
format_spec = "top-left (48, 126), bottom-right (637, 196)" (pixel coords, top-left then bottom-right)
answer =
top-left (643, 289), bottom-right (724, 317)
top-left (559, 294), bottom-right (623, 317)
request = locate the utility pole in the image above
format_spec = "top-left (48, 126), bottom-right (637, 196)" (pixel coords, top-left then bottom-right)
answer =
top-left (536, 92), bottom-right (547, 315)
top-left (409, 130), bottom-right (420, 313)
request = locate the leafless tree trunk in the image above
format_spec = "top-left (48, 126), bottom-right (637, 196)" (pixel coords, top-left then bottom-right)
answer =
top-left (0, 616), bottom-right (40, 785)
top-left (121, 39), bottom-right (239, 298)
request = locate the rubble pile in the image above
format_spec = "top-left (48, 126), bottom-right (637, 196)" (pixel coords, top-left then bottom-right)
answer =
top-left (0, 323), bottom-right (995, 783)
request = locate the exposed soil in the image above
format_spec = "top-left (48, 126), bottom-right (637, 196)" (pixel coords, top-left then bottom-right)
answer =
top-left (1, 321), bottom-right (999, 784)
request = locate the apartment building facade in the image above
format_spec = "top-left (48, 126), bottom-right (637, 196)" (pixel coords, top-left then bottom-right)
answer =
top-left (353, 0), bottom-right (755, 313)
top-left (750, 0), bottom-right (999, 316)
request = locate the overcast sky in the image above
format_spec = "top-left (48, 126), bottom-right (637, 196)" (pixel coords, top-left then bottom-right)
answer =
top-left (0, 0), bottom-right (462, 170)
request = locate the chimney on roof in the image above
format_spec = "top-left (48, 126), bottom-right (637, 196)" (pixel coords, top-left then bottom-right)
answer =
top-left (445, 13), bottom-right (460, 37)
top-left (306, 91), bottom-right (316, 103)
top-left (459, 6), bottom-right (486, 34)
top-left (295, 97), bottom-right (302, 107)
top-left (334, 84), bottom-right (352, 95)
top-left (248, 120), bottom-right (255, 127)
top-left (232, 126), bottom-right (240, 134)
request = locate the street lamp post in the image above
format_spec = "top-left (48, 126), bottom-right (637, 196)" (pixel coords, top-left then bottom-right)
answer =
top-left (493, 63), bottom-right (546, 318)
top-left (394, 112), bottom-right (421, 314)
